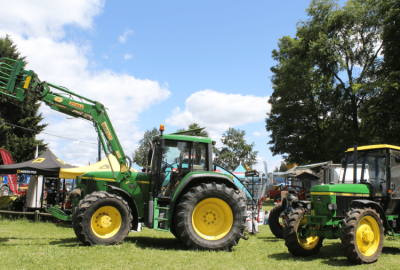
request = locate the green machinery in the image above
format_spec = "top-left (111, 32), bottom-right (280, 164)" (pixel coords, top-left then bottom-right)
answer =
top-left (0, 58), bottom-right (247, 250)
top-left (284, 144), bottom-right (400, 264)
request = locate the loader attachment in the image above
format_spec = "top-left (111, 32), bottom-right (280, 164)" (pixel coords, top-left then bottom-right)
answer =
top-left (47, 205), bottom-right (72, 221)
top-left (0, 58), bottom-right (33, 101)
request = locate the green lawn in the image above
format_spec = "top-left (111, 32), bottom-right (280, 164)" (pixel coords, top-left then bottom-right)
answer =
top-left (0, 209), bottom-right (400, 269)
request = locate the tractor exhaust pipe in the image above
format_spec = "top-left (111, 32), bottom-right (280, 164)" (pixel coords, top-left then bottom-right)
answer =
top-left (353, 143), bottom-right (357, 184)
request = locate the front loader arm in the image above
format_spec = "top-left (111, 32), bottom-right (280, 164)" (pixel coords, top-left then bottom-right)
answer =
top-left (0, 58), bottom-right (131, 181)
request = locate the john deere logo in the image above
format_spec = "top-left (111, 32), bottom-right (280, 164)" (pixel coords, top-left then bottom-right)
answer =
top-left (69, 101), bottom-right (84, 109)
top-left (99, 165), bottom-right (110, 169)
top-left (32, 158), bottom-right (45, 163)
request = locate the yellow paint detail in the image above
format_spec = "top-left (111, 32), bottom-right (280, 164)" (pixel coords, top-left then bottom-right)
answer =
top-left (125, 180), bottom-right (130, 184)
top-left (297, 216), bottom-right (320, 250)
top-left (135, 181), bottom-right (149, 184)
top-left (23, 76), bottom-right (32, 89)
top-left (32, 158), bottom-right (45, 164)
top-left (101, 122), bottom-right (113, 141)
top-left (310, 192), bottom-right (369, 197)
top-left (69, 101), bottom-right (84, 109)
top-left (91, 206), bottom-right (122, 239)
top-left (17, 170), bottom-right (20, 174)
top-left (356, 216), bottom-right (380, 257)
top-left (115, 151), bottom-right (122, 159)
top-left (54, 103), bottom-right (66, 109)
top-left (346, 144), bottom-right (400, 152)
top-left (81, 177), bottom-right (116, 182)
top-left (54, 96), bottom-right (63, 103)
top-left (192, 198), bottom-right (233, 241)
top-left (57, 159), bottom-right (66, 165)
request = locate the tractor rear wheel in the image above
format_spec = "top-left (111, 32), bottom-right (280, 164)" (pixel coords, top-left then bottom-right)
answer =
top-left (0, 186), bottom-right (9, 197)
top-left (284, 208), bottom-right (323, 256)
top-left (174, 182), bottom-right (246, 251)
top-left (72, 191), bottom-right (132, 246)
top-left (340, 208), bottom-right (384, 264)
top-left (269, 202), bottom-right (285, 239)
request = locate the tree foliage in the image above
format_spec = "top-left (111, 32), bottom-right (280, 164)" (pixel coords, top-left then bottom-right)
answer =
top-left (0, 35), bottom-right (47, 162)
top-left (214, 128), bottom-right (258, 171)
top-left (359, 0), bottom-right (400, 145)
top-left (132, 127), bottom-right (160, 168)
top-left (266, 0), bottom-right (384, 164)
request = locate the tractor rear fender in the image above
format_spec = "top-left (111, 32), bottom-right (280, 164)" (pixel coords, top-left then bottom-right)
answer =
top-left (170, 173), bottom-right (239, 219)
top-left (349, 199), bottom-right (390, 233)
top-left (104, 185), bottom-right (139, 230)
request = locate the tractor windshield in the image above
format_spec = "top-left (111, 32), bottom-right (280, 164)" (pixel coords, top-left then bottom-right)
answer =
top-left (343, 150), bottom-right (387, 196)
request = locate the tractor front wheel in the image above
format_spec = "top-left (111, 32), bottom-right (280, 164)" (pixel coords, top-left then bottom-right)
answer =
top-left (73, 191), bottom-right (132, 246)
top-left (340, 208), bottom-right (384, 264)
top-left (284, 208), bottom-right (323, 256)
top-left (269, 202), bottom-right (285, 239)
top-left (174, 182), bottom-right (246, 251)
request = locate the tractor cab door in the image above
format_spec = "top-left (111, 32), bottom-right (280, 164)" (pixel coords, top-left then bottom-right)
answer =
top-left (156, 140), bottom-right (208, 198)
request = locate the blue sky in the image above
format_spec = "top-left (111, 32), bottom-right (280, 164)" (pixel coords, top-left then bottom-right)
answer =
top-left (1, 0), bottom-right (346, 171)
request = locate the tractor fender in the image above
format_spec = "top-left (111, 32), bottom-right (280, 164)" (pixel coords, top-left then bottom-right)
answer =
top-left (349, 199), bottom-right (390, 233)
top-left (169, 173), bottom-right (239, 219)
top-left (104, 185), bottom-right (139, 230)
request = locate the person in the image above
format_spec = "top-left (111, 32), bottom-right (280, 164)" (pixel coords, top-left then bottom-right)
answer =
top-left (264, 210), bottom-right (270, 225)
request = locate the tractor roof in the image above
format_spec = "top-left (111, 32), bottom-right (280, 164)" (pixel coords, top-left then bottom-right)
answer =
top-left (346, 144), bottom-right (400, 152)
top-left (162, 133), bottom-right (212, 144)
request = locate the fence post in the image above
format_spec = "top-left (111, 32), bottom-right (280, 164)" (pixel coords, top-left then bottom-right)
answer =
top-left (35, 210), bottom-right (39, 222)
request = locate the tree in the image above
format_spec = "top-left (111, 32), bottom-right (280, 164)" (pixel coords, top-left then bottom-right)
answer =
top-left (266, 0), bottom-right (384, 164)
top-left (0, 35), bottom-right (47, 162)
top-left (359, 0), bottom-right (400, 145)
top-left (177, 123), bottom-right (209, 137)
top-left (213, 128), bottom-right (258, 171)
top-left (279, 161), bottom-right (288, 172)
top-left (132, 127), bottom-right (160, 168)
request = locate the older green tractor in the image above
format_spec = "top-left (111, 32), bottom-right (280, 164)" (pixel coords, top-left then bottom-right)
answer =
top-left (284, 144), bottom-right (400, 264)
top-left (0, 58), bottom-right (248, 250)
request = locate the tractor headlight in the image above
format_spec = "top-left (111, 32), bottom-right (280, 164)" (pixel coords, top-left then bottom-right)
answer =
top-left (327, 203), bottom-right (336, 211)
top-left (306, 203), bottom-right (312, 210)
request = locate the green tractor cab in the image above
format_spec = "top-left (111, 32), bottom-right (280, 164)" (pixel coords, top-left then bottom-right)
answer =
top-left (285, 144), bottom-right (400, 264)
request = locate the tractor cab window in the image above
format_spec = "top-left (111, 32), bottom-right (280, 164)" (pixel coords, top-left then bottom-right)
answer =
top-left (391, 150), bottom-right (400, 192)
top-left (344, 150), bottom-right (387, 196)
top-left (159, 140), bottom-right (208, 197)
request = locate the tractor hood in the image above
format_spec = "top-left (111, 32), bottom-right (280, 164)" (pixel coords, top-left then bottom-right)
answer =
top-left (310, 183), bottom-right (370, 194)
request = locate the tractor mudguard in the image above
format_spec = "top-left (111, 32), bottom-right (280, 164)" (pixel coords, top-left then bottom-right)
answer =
top-left (169, 173), bottom-right (238, 219)
top-left (349, 199), bottom-right (390, 233)
top-left (104, 185), bottom-right (139, 230)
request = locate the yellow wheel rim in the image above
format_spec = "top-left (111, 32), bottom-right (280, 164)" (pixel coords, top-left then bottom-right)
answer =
top-left (91, 206), bottom-right (122, 239)
top-left (192, 198), bottom-right (233, 240)
top-left (356, 216), bottom-right (380, 257)
top-left (297, 215), bottom-right (320, 250)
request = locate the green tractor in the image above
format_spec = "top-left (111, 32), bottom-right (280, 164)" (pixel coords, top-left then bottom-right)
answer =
top-left (0, 58), bottom-right (247, 250)
top-left (284, 144), bottom-right (400, 264)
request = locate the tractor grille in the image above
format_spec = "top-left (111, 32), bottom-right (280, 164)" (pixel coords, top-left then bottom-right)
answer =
top-left (336, 196), bottom-right (356, 217)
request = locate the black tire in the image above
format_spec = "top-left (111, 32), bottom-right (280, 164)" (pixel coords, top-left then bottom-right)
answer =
top-left (72, 191), bottom-right (132, 246)
top-left (284, 208), bottom-right (323, 256)
top-left (269, 202), bottom-right (285, 239)
top-left (340, 207), bottom-right (384, 264)
top-left (274, 194), bottom-right (281, 203)
top-left (174, 182), bottom-right (246, 251)
top-left (0, 186), bottom-right (9, 197)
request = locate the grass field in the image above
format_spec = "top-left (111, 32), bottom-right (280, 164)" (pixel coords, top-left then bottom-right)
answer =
top-left (0, 201), bottom-right (399, 270)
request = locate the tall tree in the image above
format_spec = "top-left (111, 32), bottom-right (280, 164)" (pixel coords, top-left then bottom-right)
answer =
top-left (132, 127), bottom-right (160, 168)
top-left (214, 128), bottom-right (258, 171)
top-left (266, 0), bottom-right (384, 164)
top-left (0, 35), bottom-right (47, 162)
top-left (177, 123), bottom-right (210, 137)
top-left (359, 0), bottom-right (400, 145)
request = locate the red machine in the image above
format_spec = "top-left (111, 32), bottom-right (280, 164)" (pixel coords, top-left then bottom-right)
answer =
top-left (0, 148), bottom-right (18, 195)
top-left (267, 185), bottom-right (308, 202)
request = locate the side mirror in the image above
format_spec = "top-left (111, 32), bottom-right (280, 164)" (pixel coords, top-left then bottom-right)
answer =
top-left (341, 158), bottom-right (346, 168)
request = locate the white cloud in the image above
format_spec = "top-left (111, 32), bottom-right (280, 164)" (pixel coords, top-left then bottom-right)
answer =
top-left (0, 1), bottom-right (170, 165)
top-left (118, 29), bottom-right (133, 43)
top-left (253, 130), bottom-right (267, 137)
top-left (166, 89), bottom-right (270, 134)
top-left (124, 53), bottom-right (133, 60)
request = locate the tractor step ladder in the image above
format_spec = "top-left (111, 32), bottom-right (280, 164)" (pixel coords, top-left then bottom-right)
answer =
top-left (153, 197), bottom-right (171, 232)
